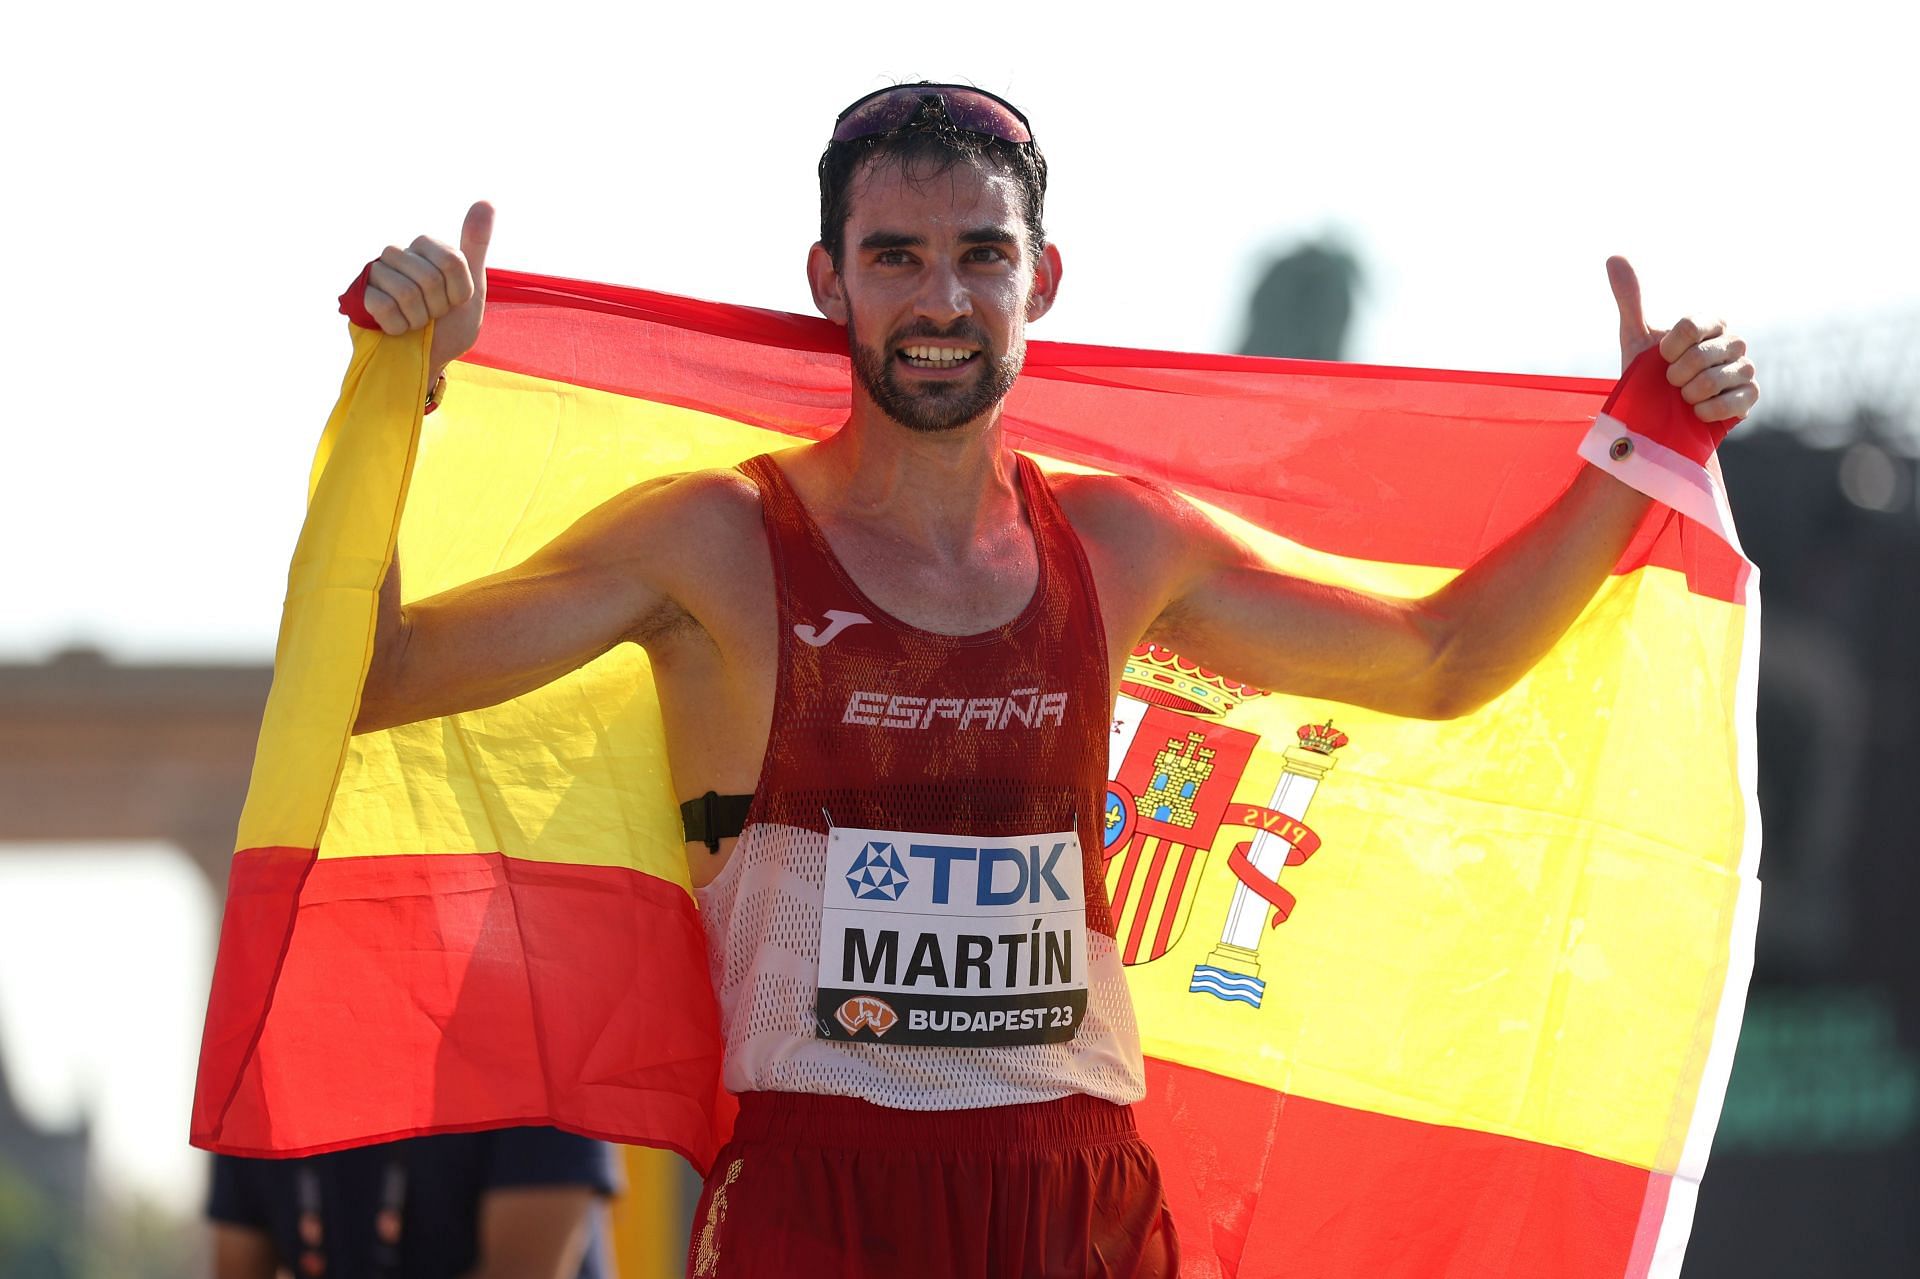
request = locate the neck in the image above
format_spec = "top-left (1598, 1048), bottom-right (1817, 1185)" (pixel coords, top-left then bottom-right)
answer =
top-left (808, 390), bottom-right (1023, 557)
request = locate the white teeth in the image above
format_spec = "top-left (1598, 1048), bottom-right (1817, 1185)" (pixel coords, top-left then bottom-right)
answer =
top-left (902, 345), bottom-right (975, 366)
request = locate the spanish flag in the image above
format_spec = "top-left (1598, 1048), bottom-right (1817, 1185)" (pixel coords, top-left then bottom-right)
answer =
top-left (191, 271), bottom-right (1758, 1279)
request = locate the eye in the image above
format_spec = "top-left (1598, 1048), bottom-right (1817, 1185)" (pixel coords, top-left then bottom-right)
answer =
top-left (964, 246), bottom-right (1010, 264)
top-left (875, 248), bottom-right (913, 266)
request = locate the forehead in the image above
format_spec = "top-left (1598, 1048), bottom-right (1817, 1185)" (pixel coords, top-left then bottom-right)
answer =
top-left (844, 153), bottom-right (1025, 241)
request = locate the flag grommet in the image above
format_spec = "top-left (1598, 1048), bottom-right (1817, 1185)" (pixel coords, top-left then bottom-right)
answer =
top-left (1608, 437), bottom-right (1634, 461)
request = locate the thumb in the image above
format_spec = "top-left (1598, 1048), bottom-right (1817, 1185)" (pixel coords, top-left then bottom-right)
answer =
top-left (460, 200), bottom-right (495, 283)
top-left (1606, 254), bottom-right (1651, 370)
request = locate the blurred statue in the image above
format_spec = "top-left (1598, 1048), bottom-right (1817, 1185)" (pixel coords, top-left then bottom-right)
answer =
top-left (1239, 241), bottom-right (1362, 361)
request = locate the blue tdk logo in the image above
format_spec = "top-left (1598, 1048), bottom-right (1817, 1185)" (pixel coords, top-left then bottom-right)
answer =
top-left (846, 842), bottom-right (910, 901)
top-left (908, 842), bottom-right (1073, 906)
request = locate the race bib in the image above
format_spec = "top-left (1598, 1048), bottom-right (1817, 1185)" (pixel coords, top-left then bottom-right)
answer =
top-left (815, 826), bottom-right (1090, 1047)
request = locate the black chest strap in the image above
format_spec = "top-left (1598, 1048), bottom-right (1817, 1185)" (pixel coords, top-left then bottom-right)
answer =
top-left (680, 791), bottom-right (754, 853)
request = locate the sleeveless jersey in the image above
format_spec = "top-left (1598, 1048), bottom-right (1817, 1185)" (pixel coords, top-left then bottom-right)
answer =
top-left (694, 452), bottom-right (1146, 1110)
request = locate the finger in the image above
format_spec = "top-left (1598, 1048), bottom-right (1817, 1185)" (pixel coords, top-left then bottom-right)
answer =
top-left (1658, 314), bottom-right (1727, 363)
top-left (410, 235), bottom-right (474, 309)
top-left (1679, 358), bottom-right (1756, 407)
top-left (1664, 333), bottom-right (1748, 388)
top-left (380, 243), bottom-right (452, 317)
top-left (362, 286), bottom-right (412, 336)
top-left (1607, 256), bottom-right (1649, 364)
top-left (1608, 256), bottom-right (1647, 340)
top-left (368, 258), bottom-right (430, 329)
top-left (460, 201), bottom-right (495, 281)
top-left (1693, 380), bottom-right (1758, 423)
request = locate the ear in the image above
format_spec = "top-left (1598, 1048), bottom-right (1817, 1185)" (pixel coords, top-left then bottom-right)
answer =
top-left (807, 242), bottom-right (848, 325)
top-left (1025, 242), bottom-right (1064, 323)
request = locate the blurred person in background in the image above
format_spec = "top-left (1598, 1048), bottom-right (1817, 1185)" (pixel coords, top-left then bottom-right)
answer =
top-left (207, 1126), bottom-right (618, 1278)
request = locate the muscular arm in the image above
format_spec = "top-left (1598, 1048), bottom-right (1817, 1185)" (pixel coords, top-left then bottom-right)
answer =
top-left (1115, 267), bottom-right (1755, 721)
top-left (354, 471), bottom-right (740, 734)
top-left (344, 199), bottom-right (713, 735)
top-left (1136, 466), bottom-right (1651, 720)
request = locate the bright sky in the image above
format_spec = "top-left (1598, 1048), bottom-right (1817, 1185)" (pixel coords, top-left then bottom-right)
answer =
top-left (0, 845), bottom-right (216, 1214)
top-left (3, 0), bottom-right (1911, 667)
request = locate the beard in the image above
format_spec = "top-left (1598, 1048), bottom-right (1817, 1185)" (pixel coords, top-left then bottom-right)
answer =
top-left (848, 315), bottom-right (1025, 433)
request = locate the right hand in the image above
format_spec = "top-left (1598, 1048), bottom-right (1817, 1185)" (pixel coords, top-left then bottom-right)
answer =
top-left (362, 200), bottom-right (494, 376)
top-left (1607, 255), bottom-right (1755, 424)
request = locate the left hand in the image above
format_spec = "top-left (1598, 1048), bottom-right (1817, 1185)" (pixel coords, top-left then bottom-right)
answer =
top-left (1608, 256), bottom-right (1758, 423)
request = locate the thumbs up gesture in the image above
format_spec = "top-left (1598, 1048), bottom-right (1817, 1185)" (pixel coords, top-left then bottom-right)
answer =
top-left (358, 201), bottom-right (495, 376)
top-left (1607, 256), bottom-right (1757, 423)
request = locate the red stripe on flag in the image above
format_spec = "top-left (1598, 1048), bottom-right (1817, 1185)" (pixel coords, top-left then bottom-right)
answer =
top-left (1624, 1169), bottom-right (1676, 1279)
top-left (193, 845), bottom-right (314, 1148)
top-left (469, 272), bottom-right (1746, 603)
top-left (192, 848), bottom-right (723, 1169)
top-left (1138, 1057), bottom-right (1663, 1278)
top-left (1109, 834), bottom-right (1145, 933)
top-left (1153, 845), bottom-right (1197, 959)
top-left (1127, 842), bottom-right (1171, 965)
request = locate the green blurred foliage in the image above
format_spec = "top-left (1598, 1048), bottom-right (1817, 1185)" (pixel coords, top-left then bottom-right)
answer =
top-left (0, 1155), bottom-right (75, 1279)
top-left (0, 1156), bottom-right (200, 1279)
top-left (1720, 987), bottom-right (1920, 1154)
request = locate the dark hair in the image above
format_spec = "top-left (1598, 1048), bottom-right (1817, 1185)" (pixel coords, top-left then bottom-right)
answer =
top-left (817, 94), bottom-right (1048, 267)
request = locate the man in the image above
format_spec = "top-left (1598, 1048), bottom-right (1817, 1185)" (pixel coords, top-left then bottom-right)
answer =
top-left (342, 84), bottom-right (1755, 1277)
top-left (208, 1127), bottom-right (619, 1278)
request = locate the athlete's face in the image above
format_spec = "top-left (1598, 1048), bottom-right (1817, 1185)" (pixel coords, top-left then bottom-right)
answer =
top-left (809, 155), bottom-right (1061, 433)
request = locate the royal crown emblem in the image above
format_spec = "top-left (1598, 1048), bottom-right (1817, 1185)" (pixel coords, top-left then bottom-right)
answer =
top-left (1122, 642), bottom-right (1268, 721)
top-left (1296, 720), bottom-right (1349, 754)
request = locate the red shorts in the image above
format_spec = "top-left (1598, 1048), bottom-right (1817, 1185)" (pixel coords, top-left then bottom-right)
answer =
top-left (687, 1091), bottom-right (1180, 1278)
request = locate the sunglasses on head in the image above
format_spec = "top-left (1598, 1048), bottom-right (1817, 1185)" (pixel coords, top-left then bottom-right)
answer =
top-left (831, 83), bottom-right (1034, 145)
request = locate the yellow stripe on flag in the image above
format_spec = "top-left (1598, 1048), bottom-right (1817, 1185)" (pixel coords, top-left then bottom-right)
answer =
top-left (236, 326), bottom-right (430, 853)
top-left (317, 364), bottom-right (793, 876)
top-left (1117, 492), bottom-right (1746, 1173)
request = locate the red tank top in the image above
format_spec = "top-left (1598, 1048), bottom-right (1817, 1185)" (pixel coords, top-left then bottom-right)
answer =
top-left (743, 450), bottom-right (1114, 925)
top-left (693, 452), bottom-right (1145, 1110)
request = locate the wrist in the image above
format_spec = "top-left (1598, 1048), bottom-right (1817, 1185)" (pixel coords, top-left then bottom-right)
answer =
top-left (1576, 349), bottom-right (1737, 547)
top-left (1599, 349), bottom-right (1737, 467)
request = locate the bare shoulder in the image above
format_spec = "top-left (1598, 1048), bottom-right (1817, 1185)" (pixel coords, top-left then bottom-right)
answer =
top-left (566, 466), bottom-right (765, 565)
top-left (512, 464), bottom-right (771, 650)
top-left (618, 465), bottom-right (778, 647)
top-left (1048, 470), bottom-right (1221, 559)
top-left (1046, 471), bottom-right (1234, 644)
top-left (1048, 471), bottom-right (1265, 647)
top-left (606, 465), bottom-right (763, 527)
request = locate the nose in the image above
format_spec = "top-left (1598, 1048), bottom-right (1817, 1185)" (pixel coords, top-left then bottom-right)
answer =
top-left (912, 259), bottom-right (972, 327)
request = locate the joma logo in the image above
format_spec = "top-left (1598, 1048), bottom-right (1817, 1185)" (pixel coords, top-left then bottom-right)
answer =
top-left (794, 610), bottom-right (871, 647)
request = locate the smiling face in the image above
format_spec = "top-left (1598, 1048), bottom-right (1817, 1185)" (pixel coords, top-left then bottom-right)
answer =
top-left (810, 153), bottom-right (1060, 434)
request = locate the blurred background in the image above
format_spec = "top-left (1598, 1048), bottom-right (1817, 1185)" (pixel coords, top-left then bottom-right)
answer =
top-left (2, 1), bottom-right (1914, 1274)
